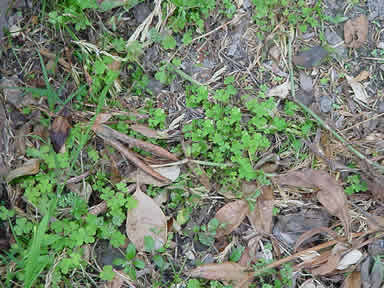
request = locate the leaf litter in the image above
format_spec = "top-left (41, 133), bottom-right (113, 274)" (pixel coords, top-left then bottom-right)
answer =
top-left (3, 0), bottom-right (384, 287)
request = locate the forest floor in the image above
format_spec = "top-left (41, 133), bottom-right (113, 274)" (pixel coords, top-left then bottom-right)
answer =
top-left (1, 0), bottom-right (384, 287)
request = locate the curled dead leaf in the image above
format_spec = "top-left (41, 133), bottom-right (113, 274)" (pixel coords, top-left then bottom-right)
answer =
top-left (189, 262), bottom-right (250, 281)
top-left (126, 186), bottom-right (167, 251)
top-left (214, 200), bottom-right (248, 238)
top-left (6, 159), bottom-right (40, 182)
top-left (50, 116), bottom-right (71, 153)
top-left (344, 15), bottom-right (368, 48)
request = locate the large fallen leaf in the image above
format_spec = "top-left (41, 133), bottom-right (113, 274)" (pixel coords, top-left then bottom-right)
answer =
top-left (274, 169), bottom-right (350, 237)
top-left (189, 262), bottom-right (250, 281)
top-left (126, 186), bottom-right (167, 251)
top-left (344, 15), bottom-right (368, 48)
top-left (214, 200), bottom-right (249, 238)
top-left (346, 75), bottom-right (369, 103)
top-left (125, 165), bottom-right (180, 187)
top-left (267, 79), bottom-right (290, 99)
top-left (246, 185), bottom-right (274, 234)
top-left (6, 159), bottom-right (40, 182)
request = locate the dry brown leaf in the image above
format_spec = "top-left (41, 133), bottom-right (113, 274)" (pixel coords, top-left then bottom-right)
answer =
top-left (343, 271), bottom-right (361, 288)
top-left (125, 165), bottom-right (180, 187)
top-left (344, 15), bottom-right (368, 48)
top-left (354, 71), bottom-right (370, 82)
top-left (312, 243), bottom-right (347, 275)
top-left (267, 79), bottom-right (290, 99)
top-left (93, 113), bottom-right (112, 129)
top-left (275, 169), bottom-right (351, 238)
top-left (246, 186), bottom-right (274, 234)
top-left (130, 124), bottom-right (165, 139)
top-left (50, 116), bottom-right (71, 153)
top-left (126, 186), bottom-right (167, 251)
top-left (189, 262), bottom-right (250, 281)
top-left (214, 200), bottom-right (248, 238)
top-left (346, 75), bottom-right (369, 103)
top-left (6, 159), bottom-right (40, 183)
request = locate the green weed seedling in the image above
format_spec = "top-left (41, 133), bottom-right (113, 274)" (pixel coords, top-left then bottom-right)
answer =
top-left (344, 174), bottom-right (368, 195)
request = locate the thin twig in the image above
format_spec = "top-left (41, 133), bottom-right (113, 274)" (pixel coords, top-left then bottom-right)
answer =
top-left (287, 28), bottom-right (384, 173)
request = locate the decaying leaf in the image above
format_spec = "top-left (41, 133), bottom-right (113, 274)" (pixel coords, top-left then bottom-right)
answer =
top-left (346, 75), bottom-right (370, 103)
top-left (337, 249), bottom-right (362, 270)
top-left (214, 200), bottom-right (248, 238)
top-left (189, 262), bottom-right (250, 281)
top-left (267, 79), bottom-right (290, 99)
top-left (125, 165), bottom-right (180, 187)
top-left (246, 185), bottom-right (274, 234)
top-left (50, 116), bottom-right (71, 153)
top-left (344, 15), bottom-right (368, 48)
top-left (269, 46), bottom-right (281, 63)
top-left (275, 169), bottom-right (351, 238)
top-left (6, 159), bottom-right (40, 183)
top-left (299, 72), bottom-right (313, 93)
top-left (354, 70), bottom-right (370, 82)
top-left (312, 243), bottom-right (347, 275)
top-left (93, 113), bottom-right (112, 129)
top-left (293, 46), bottom-right (328, 68)
top-left (343, 271), bottom-right (361, 288)
top-left (126, 186), bottom-right (167, 251)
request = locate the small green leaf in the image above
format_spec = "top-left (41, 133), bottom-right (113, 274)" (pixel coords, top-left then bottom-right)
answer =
top-left (187, 279), bottom-right (201, 288)
top-left (144, 235), bottom-right (155, 252)
top-left (133, 259), bottom-right (145, 269)
top-left (126, 243), bottom-right (136, 260)
top-left (229, 245), bottom-right (245, 262)
top-left (100, 265), bottom-right (115, 280)
top-left (162, 35), bottom-right (177, 50)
